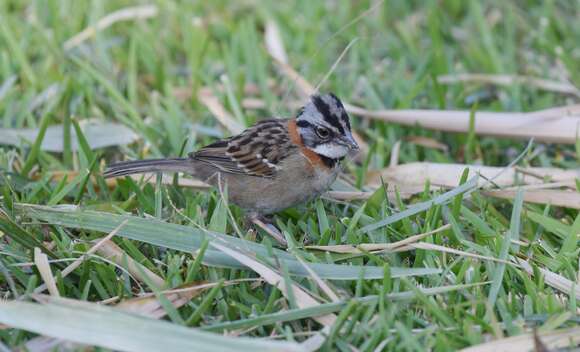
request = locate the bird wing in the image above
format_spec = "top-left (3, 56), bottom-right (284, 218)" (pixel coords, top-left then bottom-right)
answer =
top-left (190, 119), bottom-right (296, 178)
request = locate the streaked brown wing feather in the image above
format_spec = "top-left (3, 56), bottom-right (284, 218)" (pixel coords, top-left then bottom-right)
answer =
top-left (190, 119), bottom-right (297, 178)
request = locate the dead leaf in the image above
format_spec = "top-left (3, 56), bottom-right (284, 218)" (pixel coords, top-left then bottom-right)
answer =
top-left (117, 282), bottom-right (206, 319)
top-left (437, 73), bottom-right (580, 98)
top-left (367, 162), bottom-right (578, 192)
top-left (365, 162), bottom-right (580, 208)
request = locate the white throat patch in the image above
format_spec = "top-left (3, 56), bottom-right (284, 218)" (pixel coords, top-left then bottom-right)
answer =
top-left (311, 143), bottom-right (348, 159)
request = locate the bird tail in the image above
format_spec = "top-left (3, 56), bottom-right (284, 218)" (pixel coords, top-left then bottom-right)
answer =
top-left (103, 158), bottom-right (192, 178)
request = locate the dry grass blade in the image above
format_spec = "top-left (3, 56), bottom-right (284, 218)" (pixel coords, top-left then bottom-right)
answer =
top-left (63, 5), bottom-right (158, 50)
top-left (459, 326), bottom-right (580, 351)
top-left (299, 326), bottom-right (330, 352)
top-left (272, 59), bottom-right (315, 99)
top-left (324, 191), bottom-right (374, 201)
top-left (324, 189), bottom-right (417, 202)
top-left (210, 241), bottom-right (337, 327)
top-left (350, 105), bottom-right (580, 144)
top-left (437, 73), bottom-right (580, 98)
top-left (306, 224), bottom-right (451, 253)
top-left (264, 20), bottom-right (288, 64)
top-left (517, 258), bottom-right (580, 301)
top-left (293, 255), bottom-right (337, 351)
top-left (295, 256), bottom-right (340, 302)
top-left (323, 188), bottom-right (414, 204)
top-left (242, 97), bottom-right (302, 110)
top-left (406, 243), bottom-right (514, 265)
top-left (96, 240), bottom-right (165, 289)
top-left (33, 248), bottom-right (60, 297)
top-left (481, 189), bottom-right (580, 209)
top-left (405, 136), bottom-right (448, 151)
top-left (198, 87), bottom-right (245, 134)
top-left (117, 282), bottom-right (206, 319)
top-left (389, 140), bottom-right (401, 167)
top-left (310, 231), bottom-right (517, 266)
top-left (154, 279), bottom-right (259, 297)
top-left (34, 220), bottom-right (128, 294)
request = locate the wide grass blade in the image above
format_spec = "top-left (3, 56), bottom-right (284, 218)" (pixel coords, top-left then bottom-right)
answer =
top-left (0, 298), bottom-right (303, 352)
top-left (0, 120), bottom-right (139, 152)
top-left (18, 204), bottom-right (441, 280)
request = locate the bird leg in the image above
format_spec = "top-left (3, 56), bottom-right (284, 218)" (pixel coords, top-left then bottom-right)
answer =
top-left (249, 214), bottom-right (288, 246)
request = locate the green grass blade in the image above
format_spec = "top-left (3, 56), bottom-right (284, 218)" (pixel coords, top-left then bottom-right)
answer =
top-left (487, 188), bottom-right (524, 308)
top-left (203, 283), bottom-right (488, 332)
top-left (0, 299), bottom-right (303, 352)
top-left (18, 204), bottom-right (441, 280)
top-left (361, 176), bottom-right (478, 233)
top-left (20, 112), bottom-right (51, 176)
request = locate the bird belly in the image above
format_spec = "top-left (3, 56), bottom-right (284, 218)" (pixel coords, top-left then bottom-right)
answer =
top-left (228, 157), bottom-right (339, 214)
top-left (195, 154), bottom-right (340, 215)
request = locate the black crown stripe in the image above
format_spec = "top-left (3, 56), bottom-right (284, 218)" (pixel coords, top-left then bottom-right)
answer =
top-left (311, 95), bottom-right (345, 135)
top-left (296, 120), bottom-right (311, 128)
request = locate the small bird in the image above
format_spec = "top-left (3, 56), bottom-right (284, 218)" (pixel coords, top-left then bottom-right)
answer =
top-left (104, 93), bottom-right (359, 217)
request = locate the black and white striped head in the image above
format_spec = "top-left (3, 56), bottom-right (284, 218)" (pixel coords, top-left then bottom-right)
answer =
top-left (296, 93), bottom-right (359, 159)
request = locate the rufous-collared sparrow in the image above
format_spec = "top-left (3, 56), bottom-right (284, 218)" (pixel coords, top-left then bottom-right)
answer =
top-left (104, 93), bottom-right (359, 217)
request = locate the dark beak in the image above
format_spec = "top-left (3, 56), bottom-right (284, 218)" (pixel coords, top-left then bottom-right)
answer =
top-left (342, 134), bottom-right (359, 151)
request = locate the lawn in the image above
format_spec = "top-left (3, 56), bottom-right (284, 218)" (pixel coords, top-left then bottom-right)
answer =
top-left (1, 1), bottom-right (580, 351)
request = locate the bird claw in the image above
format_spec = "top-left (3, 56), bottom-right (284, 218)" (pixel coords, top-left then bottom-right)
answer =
top-left (249, 215), bottom-right (288, 246)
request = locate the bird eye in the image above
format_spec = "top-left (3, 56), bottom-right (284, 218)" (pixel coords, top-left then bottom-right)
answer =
top-left (315, 126), bottom-right (330, 139)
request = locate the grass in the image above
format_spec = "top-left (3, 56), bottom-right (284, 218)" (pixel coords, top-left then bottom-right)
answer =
top-left (1, 0), bottom-right (580, 351)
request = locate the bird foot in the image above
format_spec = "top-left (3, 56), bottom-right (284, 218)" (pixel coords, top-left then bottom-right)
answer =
top-left (249, 214), bottom-right (287, 246)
